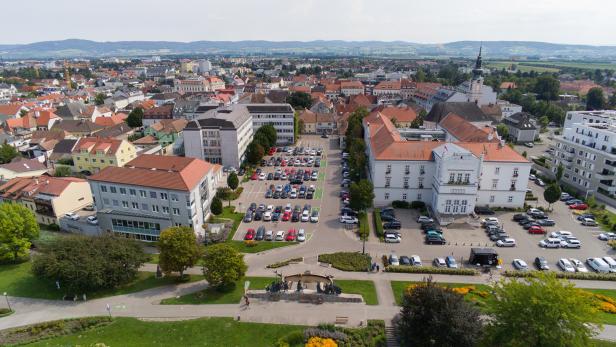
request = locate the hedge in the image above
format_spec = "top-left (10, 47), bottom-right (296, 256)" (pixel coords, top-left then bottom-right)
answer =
top-left (318, 252), bottom-right (372, 272)
top-left (373, 209), bottom-right (384, 239)
top-left (266, 257), bottom-right (304, 269)
top-left (503, 270), bottom-right (616, 281)
top-left (385, 265), bottom-right (478, 276)
top-left (358, 212), bottom-right (369, 241)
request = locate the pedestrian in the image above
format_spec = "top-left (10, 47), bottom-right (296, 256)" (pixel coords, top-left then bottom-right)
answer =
top-left (244, 295), bottom-right (250, 307)
top-left (376, 264), bottom-right (380, 272)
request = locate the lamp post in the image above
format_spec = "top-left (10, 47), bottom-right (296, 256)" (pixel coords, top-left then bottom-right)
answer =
top-left (3, 292), bottom-right (11, 312)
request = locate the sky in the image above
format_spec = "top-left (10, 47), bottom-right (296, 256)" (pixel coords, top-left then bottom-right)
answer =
top-left (6, 0), bottom-right (616, 46)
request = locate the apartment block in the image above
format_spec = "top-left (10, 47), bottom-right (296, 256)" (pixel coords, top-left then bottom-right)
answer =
top-left (72, 137), bottom-right (137, 174)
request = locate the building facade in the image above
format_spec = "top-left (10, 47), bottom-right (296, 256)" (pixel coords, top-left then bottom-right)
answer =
top-left (72, 137), bottom-right (137, 174)
top-left (88, 155), bottom-right (222, 241)
top-left (246, 104), bottom-right (295, 144)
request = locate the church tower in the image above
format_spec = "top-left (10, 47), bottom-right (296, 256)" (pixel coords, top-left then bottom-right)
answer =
top-left (469, 46), bottom-right (484, 103)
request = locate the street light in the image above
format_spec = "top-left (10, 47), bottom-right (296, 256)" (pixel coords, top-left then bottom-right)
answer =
top-left (3, 292), bottom-right (11, 312)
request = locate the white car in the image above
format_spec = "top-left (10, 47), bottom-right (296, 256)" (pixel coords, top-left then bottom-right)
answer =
top-left (384, 233), bottom-right (401, 243)
top-left (569, 258), bottom-right (589, 273)
top-left (558, 258), bottom-right (576, 273)
top-left (301, 210), bottom-right (310, 222)
top-left (433, 257), bottom-right (447, 267)
top-left (86, 215), bottom-right (98, 225)
top-left (587, 257), bottom-right (611, 273)
top-left (417, 216), bottom-right (434, 223)
top-left (539, 238), bottom-right (561, 248)
top-left (581, 218), bottom-right (598, 226)
top-left (258, 173), bottom-right (266, 180)
top-left (481, 217), bottom-right (499, 225)
top-left (310, 210), bottom-right (319, 223)
top-left (339, 215), bottom-right (359, 224)
top-left (512, 259), bottom-right (528, 270)
top-left (266, 205), bottom-right (274, 211)
top-left (561, 238), bottom-right (581, 249)
top-left (65, 212), bottom-right (79, 220)
top-left (290, 189), bottom-right (297, 199)
top-left (598, 232), bottom-right (616, 241)
top-left (496, 238), bottom-right (516, 247)
top-left (389, 253), bottom-right (400, 266)
top-left (536, 179), bottom-right (545, 186)
top-left (550, 230), bottom-right (572, 239)
top-left (263, 211), bottom-right (272, 221)
top-left (275, 185), bottom-right (283, 192)
top-left (410, 255), bottom-right (422, 266)
top-left (529, 174), bottom-right (537, 181)
top-left (297, 229), bottom-right (306, 242)
top-left (285, 203), bottom-right (292, 213)
top-left (275, 230), bottom-right (285, 241)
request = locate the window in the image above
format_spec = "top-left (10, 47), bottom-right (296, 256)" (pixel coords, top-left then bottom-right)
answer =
top-left (122, 201), bottom-right (128, 208)
top-left (120, 188), bottom-right (126, 195)
top-left (402, 193), bottom-right (407, 200)
top-left (150, 191), bottom-right (157, 199)
top-left (405, 165), bottom-right (410, 174)
top-left (386, 164), bottom-right (391, 174)
top-left (420, 165), bottom-right (425, 174)
top-left (173, 208), bottom-right (180, 215)
top-left (132, 202), bottom-right (139, 209)
top-left (101, 185), bottom-right (108, 193)
top-left (152, 205), bottom-right (160, 213)
top-left (461, 200), bottom-right (468, 213)
top-left (513, 168), bottom-right (519, 177)
top-left (385, 177), bottom-right (391, 187)
top-left (110, 186), bottom-right (117, 194)
top-left (489, 195), bottom-right (495, 203)
top-left (417, 193), bottom-right (422, 200)
top-left (464, 173), bottom-right (470, 183)
top-left (171, 194), bottom-right (179, 201)
top-left (492, 179), bottom-right (498, 189)
top-left (418, 177), bottom-right (424, 188)
top-left (449, 173), bottom-right (455, 182)
top-left (456, 173), bottom-right (463, 182)
top-left (103, 198), bottom-right (110, 205)
top-left (508, 196), bottom-right (513, 203)
top-left (139, 190), bottom-right (147, 198)
top-left (495, 167), bottom-right (500, 174)
top-left (129, 189), bottom-right (136, 196)
top-left (162, 206), bottom-right (169, 214)
top-left (112, 199), bottom-right (119, 206)
top-left (160, 192), bottom-right (168, 200)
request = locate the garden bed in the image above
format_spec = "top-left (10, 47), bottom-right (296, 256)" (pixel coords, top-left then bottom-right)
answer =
top-left (0, 316), bottom-right (112, 346)
top-left (318, 252), bottom-right (371, 272)
top-left (385, 265), bottom-right (478, 276)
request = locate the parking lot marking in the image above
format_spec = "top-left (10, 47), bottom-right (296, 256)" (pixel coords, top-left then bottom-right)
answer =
top-left (314, 188), bottom-right (323, 200)
top-left (318, 172), bottom-right (325, 181)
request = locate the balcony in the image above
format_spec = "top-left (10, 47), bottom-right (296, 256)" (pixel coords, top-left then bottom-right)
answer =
top-left (420, 170), bottom-right (425, 175)
top-left (418, 184), bottom-right (424, 189)
top-left (403, 185), bottom-right (409, 189)
top-left (513, 173), bottom-right (519, 177)
top-left (405, 170), bottom-right (410, 175)
top-left (510, 185), bottom-right (516, 191)
top-left (446, 180), bottom-right (472, 186)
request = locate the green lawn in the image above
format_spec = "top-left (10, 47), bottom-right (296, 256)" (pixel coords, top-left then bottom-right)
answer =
top-left (390, 281), bottom-right (491, 306)
top-left (486, 61), bottom-right (560, 73)
top-left (0, 261), bottom-right (202, 300)
top-left (594, 339), bottom-right (616, 347)
top-left (335, 279), bottom-right (378, 305)
top-left (210, 206), bottom-right (243, 242)
top-left (160, 277), bottom-right (274, 304)
top-left (228, 240), bottom-right (299, 253)
top-left (24, 317), bottom-right (305, 347)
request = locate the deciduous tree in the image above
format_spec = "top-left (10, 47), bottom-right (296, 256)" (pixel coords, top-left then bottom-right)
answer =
top-left (0, 143), bottom-right (18, 164)
top-left (533, 74), bottom-right (560, 101)
top-left (586, 87), bottom-right (606, 110)
top-left (94, 93), bottom-right (106, 105)
top-left (246, 142), bottom-right (265, 165)
top-left (0, 203), bottom-right (39, 263)
top-left (126, 107), bottom-right (144, 128)
top-left (210, 197), bottom-right (223, 216)
top-left (349, 179), bottom-right (374, 212)
top-left (543, 183), bottom-right (561, 211)
top-left (158, 226), bottom-right (203, 277)
top-left (484, 273), bottom-right (598, 347)
top-left (395, 278), bottom-right (483, 347)
top-left (286, 91), bottom-right (312, 109)
top-left (496, 124), bottom-right (509, 139)
top-left (227, 172), bottom-right (239, 191)
top-left (202, 243), bottom-right (247, 288)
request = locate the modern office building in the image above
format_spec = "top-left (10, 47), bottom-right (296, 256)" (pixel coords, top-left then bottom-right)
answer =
top-left (246, 104), bottom-right (295, 144)
top-left (88, 155), bottom-right (222, 241)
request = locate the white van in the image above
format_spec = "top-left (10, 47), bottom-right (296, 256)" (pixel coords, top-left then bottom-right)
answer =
top-left (603, 257), bottom-right (616, 272)
top-left (587, 257), bottom-right (611, 273)
top-left (539, 238), bottom-right (561, 248)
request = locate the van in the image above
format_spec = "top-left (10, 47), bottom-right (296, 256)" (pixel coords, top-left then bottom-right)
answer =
top-left (539, 238), bottom-right (562, 248)
top-left (587, 257), bottom-right (611, 273)
top-left (603, 257), bottom-right (616, 272)
top-left (481, 217), bottom-right (499, 225)
top-left (384, 234), bottom-right (401, 243)
top-left (265, 230), bottom-right (274, 241)
top-left (469, 248), bottom-right (499, 266)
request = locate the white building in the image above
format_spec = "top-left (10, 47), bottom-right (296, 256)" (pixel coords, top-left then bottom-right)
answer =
top-left (174, 77), bottom-right (210, 93)
top-left (363, 112), bottom-right (531, 223)
top-left (183, 106), bottom-right (253, 168)
top-left (497, 100), bottom-right (523, 118)
top-left (88, 155), bottom-right (222, 241)
top-left (246, 104), bottom-right (295, 144)
top-left (0, 83), bottom-right (18, 103)
top-left (198, 60), bottom-right (212, 73)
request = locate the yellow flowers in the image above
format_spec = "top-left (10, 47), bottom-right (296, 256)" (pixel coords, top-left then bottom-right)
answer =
top-left (305, 336), bottom-right (338, 347)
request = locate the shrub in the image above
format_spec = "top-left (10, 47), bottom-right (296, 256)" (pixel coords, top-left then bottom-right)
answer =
top-left (276, 330), bottom-right (305, 347)
top-left (410, 200), bottom-right (426, 209)
top-left (503, 270), bottom-right (616, 281)
top-left (392, 200), bottom-right (410, 209)
top-left (318, 252), bottom-right (371, 272)
top-left (305, 336), bottom-right (338, 347)
top-left (381, 254), bottom-right (389, 267)
top-left (266, 257), bottom-right (303, 269)
top-left (47, 223), bottom-right (61, 231)
top-left (386, 266), bottom-right (478, 276)
top-left (0, 317), bottom-right (111, 346)
top-left (304, 328), bottom-right (348, 343)
top-left (373, 209), bottom-right (384, 239)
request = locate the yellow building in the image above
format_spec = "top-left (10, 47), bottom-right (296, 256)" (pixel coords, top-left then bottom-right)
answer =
top-left (72, 137), bottom-right (137, 174)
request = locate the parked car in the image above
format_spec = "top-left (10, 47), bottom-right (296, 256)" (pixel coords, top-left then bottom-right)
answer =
top-left (539, 238), bottom-right (562, 248)
top-left (528, 225), bottom-right (546, 234)
top-left (426, 235), bottom-right (446, 245)
top-left (537, 219), bottom-right (556, 226)
top-left (340, 215), bottom-right (359, 224)
top-left (301, 210), bottom-right (310, 222)
top-left (569, 258), bottom-right (589, 273)
top-left (417, 216), bottom-right (434, 223)
top-left (310, 210), bottom-right (319, 223)
top-left (384, 221), bottom-right (402, 230)
top-left (297, 229), bottom-right (306, 242)
top-left (599, 232), bottom-right (616, 241)
top-left (381, 215), bottom-right (399, 223)
top-left (512, 259), bottom-right (528, 271)
top-left (275, 230), bottom-right (285, 241)
top-left (569, 203), bottom-right (589, 210)
top-left (244, 229), bottom-right (256, 240)
top-left (389, 253), bottom-right (400, 266)
top-left (576, 213), bottom-right (595, 221)
top-left (384, 233), bottom-right (401, 243)
top-left (83, 204), bottom-right (95, 211)
top-left (550, 230), bottom-right (572, 239)
top-left (481, 217), bottom-right (499, 225)
top-left (474, 206), bottom-right (495, 215)
top-left (86, 216), bottom-right (98, 225)
top-left (587, 257), bottom-right (611, 273)
top-left (65, 212), bottom-right (79, 220)
top-left (496, 238), bottom-right (516, 247)
top-left (285, 229), bottom-right (297, 241)
top-left (255, 226), bottom-right (265, 241)
top-left (535, 257), bottom-right (550, 270)
top-left (399, 256), bottom-right (411, 265)
top-left (524, 142), bottom-right (534, 148)
top-left (558, 258), bottom-right (575, 273)
top-left (581, 218), bottom-right (598, 226)
top-left (535, 179), bottom-right (545, 186)
top-left (433, 258), bottom-right (447, 267)
top-left (410, 255), bottom-right (422, 266)
top-left (445, 256), bottom-right (458, 268)
top-left (561, 238), bottom-right (581, 248)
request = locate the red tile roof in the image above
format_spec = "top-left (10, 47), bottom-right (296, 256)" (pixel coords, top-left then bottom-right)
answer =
top-left (373, 106), bottom-right (418, 123)
top-left (73, 137), bottom-right (123, 155)
top-left (88, 155), bottom-right (221, 191)
top-left (0, 176), bottom-right (86, 200)
top-left (439, 113), bottom-right (499, 143)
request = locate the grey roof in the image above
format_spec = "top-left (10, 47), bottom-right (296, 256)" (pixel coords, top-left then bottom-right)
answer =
top-left (426, 102), bottom-right (492, 123)
top-left (245, 104), bottom-right (294, 114)
top-left (0, 158), bottom-right (47, 173)
top-left (95, 123), bottom-right (133, 138)
top-left (55, 102), bottom-right (89, 120)
top-left (185, 105), bottom-right (251, 131)
top-left (52, 139), bottom-right (78, 154)
top-left (503, 112), bottom-right (537, 130)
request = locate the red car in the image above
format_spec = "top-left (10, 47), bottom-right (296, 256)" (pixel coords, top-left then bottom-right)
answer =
top-left (528, 225), bottom-right (545, 234)
top-left (281, 160), bottom-right (287, 167)
top-left (250, 172), bottom-right (258, 180)
top-left (282, 211), bottom-right (291, 221)
top-left (569, 203), bottom-right (588, 210)
top-left (268, 148), bottom-right (276, 155)
top-left (286, 229), bottom-right (297, 241)
top-left (244, 229), bottom-right (256, 240)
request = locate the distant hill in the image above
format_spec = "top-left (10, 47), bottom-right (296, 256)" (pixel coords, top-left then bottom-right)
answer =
top-left (1, 39), bottom-right (616, 59)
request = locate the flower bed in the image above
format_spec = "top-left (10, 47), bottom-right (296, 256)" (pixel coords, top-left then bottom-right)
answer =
top-left (503, 270), bottom-right (616, 281)
top-left (318, 252), bottom-right (371, 272)
top-left (386, 265), bottom-right (478, 276)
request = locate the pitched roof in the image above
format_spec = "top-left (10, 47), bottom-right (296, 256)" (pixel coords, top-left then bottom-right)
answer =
top-left (95, 122), bottom-right (133, 138)
top-left (0, 104), bottom-right (26, 116)
top-left (51, 120), bottom-right (105, 134)
top-left (0, 158), bottom-right (47, 173)
top-left (94, 113), bottom-right (127, 126)
top-left (72, 137), bottom-right (124, 155)
top-left (143, 104), bottom-right (174, 119)
top-left (150, 119), bottom-right (188, 133)
top-left (132, 135), bottom-right (158, 145)
top-left (458, 143), bottom-right (528, 163)
top-left (88, 155), bottom-right (221, 191)
top-left (0, 176), bottom-right (85, 200)
top-left (439, 113), bottom-right (499, 143)
top-left (298, 110), bottom-right (334, 124)
top-left (374, 106), bottom-right (418, 123)
top-left (374, 80), bottom-right (401, 90)
top-left (426, 102), bottom-right (492, 123)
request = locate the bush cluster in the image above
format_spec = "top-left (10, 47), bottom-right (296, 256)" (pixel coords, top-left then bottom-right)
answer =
top-left (503, 270), bottom-right (616, 281)
top-left (266, 257), bottom-right (304, 269)
top-left (318, 252), bottom-right (371, 272)
top-left (0, 317), bottom-right (112, 346)
top-left (386, 265), bottom-right (478, 276)
top-left (373, 209), bottom-right (384, 239)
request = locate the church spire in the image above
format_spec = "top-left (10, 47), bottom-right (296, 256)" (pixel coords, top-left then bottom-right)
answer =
top-left (472, 44), bottom-right (484, 79)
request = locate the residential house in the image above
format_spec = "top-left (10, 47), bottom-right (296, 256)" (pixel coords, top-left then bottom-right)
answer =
top-left (340, 81), bottom-right (365, 96)
top-left (297, 110), bottom-right (336, 134)
top-left (144, 119), bottom-right (188, 147)
top-left (0, 158), bottom-right (48, 181)
top-left (142, 104), bottom-right (175, 127)
top-left (502, 112), bottom-right (538, 143)
top-left (51, 120), bottom-right (105, 137)
top-left (72, 137), bottom-right (137, 174)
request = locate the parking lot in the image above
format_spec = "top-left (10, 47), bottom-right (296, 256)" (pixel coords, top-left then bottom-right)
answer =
top-left (234, 137), bottom-right (331, 244)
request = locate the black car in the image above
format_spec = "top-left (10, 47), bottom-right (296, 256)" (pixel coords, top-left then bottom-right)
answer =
top-left (306, 191), bottom-right (313, 199)
top-left (243, 211), bottom-right (253, 223)
top-left (522, 222), bottom-right (541, 229)
top-left (512, 214), bottom-right (527, 221)
top-left (281, 191), bottom-right (288, 199)
top-left (341, 208), bottom-right (358, 216)
top-left (537, 219), bottom-right (555, 226)
top-left (421, 223), bottom-right (437, 231)
top-left (383, 221), bottom-right (402, 230)
top-left (265, 190), bottom-right (273, 198)
top-left (535, 257), bottom-right (549, 270)
top-left (255, 226), bottom-right (265, 241)
top-left (399, 256), bottom-right (411, 265)
top-left (489, 233), bottom-right (509, 241)
top-left (273, 191), bottom-right (280, 199)
top-left (474, 206), bottom-right (495, 215)
top-left (254, 211), bottom-right (263, 221)
top-left (532, 213), bottom-right (548, 220)
top-left (425, 235), bottom-right (446, 245)
top-left (292, 211), bottom-right (300, 222)
top-left (517, 218), bottom-right (534, 225)
top-left (267, 173), bottom-right (274, 180)
top-left (380, 215), bottom-right (399, 223)
top-left (272, 212), bottom-right (280, 221)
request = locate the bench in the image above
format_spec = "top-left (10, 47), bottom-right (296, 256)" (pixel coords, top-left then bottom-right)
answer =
top-left (335, 316), bottom-right (349, 325)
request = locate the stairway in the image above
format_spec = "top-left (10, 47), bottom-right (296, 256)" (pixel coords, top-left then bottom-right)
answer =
top-left (385, 325), bottom-right (399, 347)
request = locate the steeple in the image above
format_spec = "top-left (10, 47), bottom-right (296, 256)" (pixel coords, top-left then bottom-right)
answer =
top-left (472, 44), bottom-right (484, 80)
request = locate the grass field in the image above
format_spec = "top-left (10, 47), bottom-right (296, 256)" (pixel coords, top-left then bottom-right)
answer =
top-left (487, 60), bottom-right (616, 72)
top-left (486, 61), bottom-right (560, 73)
top-left (228, 240), bottom-right (299, 253)
top-left (24, 317), bottom-right (305, 347)
top-left (160, 277), bottom-right (274, 304)
top-left (335, 279), bottom-right (378, 305)
top-left (0, 261), bottom-right (202, 300)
